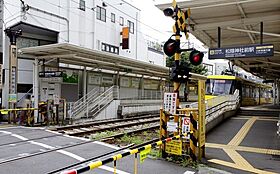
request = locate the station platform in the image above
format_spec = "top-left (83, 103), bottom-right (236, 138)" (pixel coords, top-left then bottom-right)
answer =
top-left (206, 105), bottom-right (280, 174)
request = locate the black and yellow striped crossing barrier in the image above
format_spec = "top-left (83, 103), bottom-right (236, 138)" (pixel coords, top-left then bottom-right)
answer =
top-left (60, 133), bottom-right (190, 174)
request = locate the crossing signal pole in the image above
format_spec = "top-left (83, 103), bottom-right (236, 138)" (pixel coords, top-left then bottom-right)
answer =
top-left (161, 0), bottom-right (205, 161)
top-left (163, 0), bottom-right (204, 135)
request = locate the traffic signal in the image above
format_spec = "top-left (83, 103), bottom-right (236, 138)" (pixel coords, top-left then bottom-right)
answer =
top-left (189, 50), bottom-right (204, 66)
top-left (121, 27), bottom-right (129, 49)
top-left (163, 39), bottom-right (179, 57)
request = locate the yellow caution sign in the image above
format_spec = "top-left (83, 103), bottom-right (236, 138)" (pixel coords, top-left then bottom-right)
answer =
top-left (166, 140), bottom-right (182, 155)
top-left (140, 147), bottom-right (151, 163)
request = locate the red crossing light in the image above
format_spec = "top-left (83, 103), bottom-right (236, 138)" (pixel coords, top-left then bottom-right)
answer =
top-left (163, 39), bottom-right (179, 57)
top-left (189, 50), bottom-right (204, 66)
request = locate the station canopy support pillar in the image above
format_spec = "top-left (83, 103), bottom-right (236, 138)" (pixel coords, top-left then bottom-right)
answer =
top-left (83, 66), bottom-right (87, 100)
top-left (33, 58), bottom-right (39, 123)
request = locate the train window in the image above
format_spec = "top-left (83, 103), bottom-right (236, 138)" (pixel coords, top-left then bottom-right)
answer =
top-left (206, 79), bottom-right (233, 95)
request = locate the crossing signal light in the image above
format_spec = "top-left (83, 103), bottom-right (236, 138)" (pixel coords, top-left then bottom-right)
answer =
top-left (121, 27), bottom-right (129, 49)
top-left (171, 64), bottom-right (191, 83)
top-left (189, 50), bottom-right (204, 66)
top-left (163, 39), bottom-right (179, 57)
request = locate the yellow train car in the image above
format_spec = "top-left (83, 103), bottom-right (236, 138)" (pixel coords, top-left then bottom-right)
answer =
top-left (206, 75), bottom-right (272, 106)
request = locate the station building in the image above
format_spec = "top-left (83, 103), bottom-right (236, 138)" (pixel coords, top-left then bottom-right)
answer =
top-left (0, 0), bottom-right (168, 110)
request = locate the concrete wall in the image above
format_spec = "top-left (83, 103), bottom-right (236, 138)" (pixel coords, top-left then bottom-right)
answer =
top-left (206, 105), bottom-right (240, 133)
top-left (93, 100), bottom-right (120, 120)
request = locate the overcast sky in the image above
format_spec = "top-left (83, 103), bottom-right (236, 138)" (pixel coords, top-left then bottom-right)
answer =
top-left (128, 0), bottom-right (176, 42)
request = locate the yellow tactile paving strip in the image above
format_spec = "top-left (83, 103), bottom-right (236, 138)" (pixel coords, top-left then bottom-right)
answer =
top-left (0, 124), bottom-right (15, 128)
top-left (231, 116), bottom-right (278, 122)
top-left (206, 116), bottom-right (279, 174)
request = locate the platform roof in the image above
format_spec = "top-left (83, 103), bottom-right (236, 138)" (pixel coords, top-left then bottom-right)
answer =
top-left (156, 0), bottom-right (280, 79)
top-left (19, 43), bottom-right (206, 80)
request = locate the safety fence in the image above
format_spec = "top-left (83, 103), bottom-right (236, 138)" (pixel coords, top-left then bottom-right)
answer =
top-left (189, 90), bottom-right (240, 124)
top-left (119, 89), bottom-right (163, 100)
top-left (0, 108), bottom-right (37, 126)
top-left (0, 98), bottom-right (67, 126)
top-left (118, 104), bottom-right (160, 117)
top-left (61, 133), bottom-right (189, 174)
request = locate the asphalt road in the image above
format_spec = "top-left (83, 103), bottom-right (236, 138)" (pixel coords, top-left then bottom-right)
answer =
top-left (0, 126), bottom-right (195, 174)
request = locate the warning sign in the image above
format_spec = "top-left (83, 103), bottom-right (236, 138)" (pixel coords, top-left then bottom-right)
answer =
top-left (140, 147), bottom-right (151, 163)
top-left (167, 121), bottom-right (178, 132)
top-left (166, 140), bottom-right (182, 155)
top-left (163, 93), bottom-right (177, 115)
top-left (182, 117), bottom-right (190, 139)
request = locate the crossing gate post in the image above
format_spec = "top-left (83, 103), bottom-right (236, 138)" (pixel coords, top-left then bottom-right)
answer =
top-left (198, 80), bottom-right (206, 159)
top-left (160, 108), bottom-right (169, 157)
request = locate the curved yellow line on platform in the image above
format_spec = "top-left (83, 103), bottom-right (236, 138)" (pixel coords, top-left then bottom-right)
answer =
top-left (208, 159), bottom-right (277, 174)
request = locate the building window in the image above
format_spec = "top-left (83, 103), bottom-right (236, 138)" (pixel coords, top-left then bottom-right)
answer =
top-left (111, 13), bottom-right (115, 23)
top-left (79, 0), bottom-right (85, 11)
top-left (97, 6), bottom-right (106, 22)
top-left (127, 20), bottom-right (134, 34)
top-left (120, 17), bottom-right (124, 26)
top-left (101, 43), bottom-right (119, 55)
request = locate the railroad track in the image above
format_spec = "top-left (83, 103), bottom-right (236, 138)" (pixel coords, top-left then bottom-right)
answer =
top-left (51, 114), bottom-right (160, 137)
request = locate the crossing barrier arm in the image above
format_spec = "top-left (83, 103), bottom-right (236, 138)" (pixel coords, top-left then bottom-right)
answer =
top-left (60, 133), bottom-right (190, 174)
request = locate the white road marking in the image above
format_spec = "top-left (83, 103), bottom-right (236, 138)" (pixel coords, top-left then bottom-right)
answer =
top-left (18, 153), bottom-right (30, 157)
top-left (11, 134), bottom-right (28, 141)
top-left (57, 150), bottom-right (85, 161)
top-left (183, 171), bottom-right (195, 174)
top-left (0, 130), bottom-right (12, 134)
top-left (44, 129), bottom-right (62, 135)
top-left (29, 141), bottom-right (54, 149)
top-left (1, 129), bottom-right (130, 174)
top-left (99, 165), bottom-right (130, 174)
top-left (63, 134), bottom-right (90, 141)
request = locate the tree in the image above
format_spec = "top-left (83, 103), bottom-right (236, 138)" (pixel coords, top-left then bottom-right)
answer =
top-left (166, 52), bottom-right (208, 75)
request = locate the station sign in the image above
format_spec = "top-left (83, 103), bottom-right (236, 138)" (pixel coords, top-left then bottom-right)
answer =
top-left (209, 44), bottom-right (274, 59)
top-left (39, 71), bottom-right (63, 78)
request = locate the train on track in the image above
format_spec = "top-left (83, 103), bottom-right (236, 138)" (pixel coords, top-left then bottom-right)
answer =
top-left (205, 75), bottom-right (272, 106)
top-left (182, 75), bottom-right (272, 106)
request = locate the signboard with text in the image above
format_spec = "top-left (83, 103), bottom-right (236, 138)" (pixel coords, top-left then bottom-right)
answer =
top-left (209, 44), bottom-right (274, 59)
top-left (163, 92), bottom-right (177, 115)
top-left (166, 140), bottom-right (182, 156)
top-left (39, 71), bottom-right (63, 78)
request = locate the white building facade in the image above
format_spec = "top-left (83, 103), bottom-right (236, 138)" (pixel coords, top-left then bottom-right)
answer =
top-left (1, 0), bottom-right (165, 108)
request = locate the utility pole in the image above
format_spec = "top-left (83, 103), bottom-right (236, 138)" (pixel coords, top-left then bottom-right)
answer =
top-left (5, 28), bottom-right (22, 123)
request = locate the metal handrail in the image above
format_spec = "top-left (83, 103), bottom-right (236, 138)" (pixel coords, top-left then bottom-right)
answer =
top-left (17, 87), bottom-right (33, 103)
top-left (72, 86), bottom-right (118, 120)
top-left (73, 88), bottom-right (99, 109)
